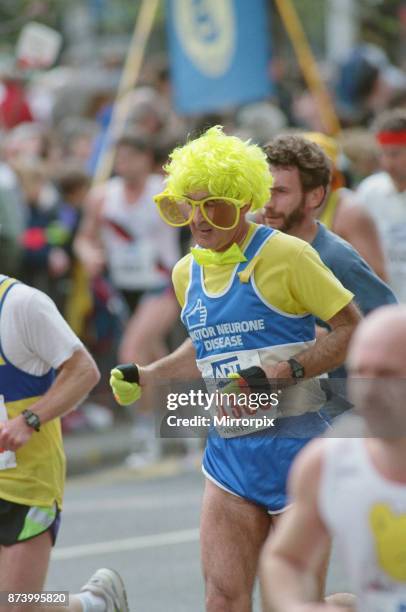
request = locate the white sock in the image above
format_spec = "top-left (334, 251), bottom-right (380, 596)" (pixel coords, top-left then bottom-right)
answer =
top-left (76, 591), bottom-right (107, 612)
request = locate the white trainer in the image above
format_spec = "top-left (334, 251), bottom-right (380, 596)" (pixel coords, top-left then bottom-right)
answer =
top-left (81, 568), bottom-right (129, 612)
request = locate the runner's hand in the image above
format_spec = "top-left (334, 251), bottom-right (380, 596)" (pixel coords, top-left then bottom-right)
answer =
top-left (0, 416), bottom-right (33, 451)
top-left (220, 372), bottom-right (246, 395)
top-left (110, 365), bottom-right (142, 405)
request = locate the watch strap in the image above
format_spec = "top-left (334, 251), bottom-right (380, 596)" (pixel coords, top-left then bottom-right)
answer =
top-left (22, 409), bottom-right (41, 432)
top-left (287, 358), bottom-right (305, 379)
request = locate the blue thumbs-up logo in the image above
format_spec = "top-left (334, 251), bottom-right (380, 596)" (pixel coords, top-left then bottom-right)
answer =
top-left (186, 299), bottom-right (208, 330)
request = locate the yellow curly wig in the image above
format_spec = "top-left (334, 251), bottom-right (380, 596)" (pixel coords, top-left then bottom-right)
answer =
top-left (164, 126), bottom-right (273, 212)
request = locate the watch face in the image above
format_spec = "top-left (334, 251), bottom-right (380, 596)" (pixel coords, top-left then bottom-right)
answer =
top-left (289, 359), bottom-right (304, 378)
top-left (23, 410), bottom-right (40, 431)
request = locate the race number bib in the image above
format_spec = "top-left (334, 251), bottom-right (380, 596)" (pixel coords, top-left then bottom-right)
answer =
top-left (0, 395), bottom-right (17, 470)
top-left (199, 350), bottom-right (278, 438)
top-left (199, 349), bottom-right (262, 393)
top-left (109, 242), bottom-right (162, 290)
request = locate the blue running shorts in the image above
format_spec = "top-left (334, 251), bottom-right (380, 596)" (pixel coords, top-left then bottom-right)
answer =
top-left (202, 412), bottom-right (330, 513)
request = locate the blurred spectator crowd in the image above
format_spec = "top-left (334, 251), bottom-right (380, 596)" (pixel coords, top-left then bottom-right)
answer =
top-left (0, 39), bottom-right (405, 452)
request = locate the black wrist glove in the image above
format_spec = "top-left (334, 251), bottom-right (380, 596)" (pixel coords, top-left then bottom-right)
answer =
top-left (238, 366), bottom-right (272, 392)
top-left (115, 363), bottom-right (140, 384)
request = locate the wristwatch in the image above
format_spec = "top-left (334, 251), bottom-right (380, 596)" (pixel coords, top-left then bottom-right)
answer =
top-left (22, 410), bottom-right (41, 432)
top-left (287, 358), bottom-right (305, 380)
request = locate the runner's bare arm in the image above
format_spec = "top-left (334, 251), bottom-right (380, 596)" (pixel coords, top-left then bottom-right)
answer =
top-left (0, 348), bottom-right (99, 451)
top-left (267, 301), bottom-right (361, 380)
top-left (260, 440), bottom-right (337, 612)
top-left (334, 198), bottom-right (388, 282)
top-left (74, 186), bottom-right (106, 277)
top-left (139, 338), bottom-right (200, 385)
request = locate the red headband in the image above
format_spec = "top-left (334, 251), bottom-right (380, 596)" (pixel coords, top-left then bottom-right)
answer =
top-left (376, 131), bottom-right (406, 146)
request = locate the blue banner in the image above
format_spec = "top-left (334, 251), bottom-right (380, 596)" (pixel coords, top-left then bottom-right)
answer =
top-left (166, 0), bottom-right (272, 115)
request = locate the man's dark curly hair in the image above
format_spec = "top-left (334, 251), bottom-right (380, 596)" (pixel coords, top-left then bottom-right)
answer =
top-left (263, 135), bottom-right (332, 193)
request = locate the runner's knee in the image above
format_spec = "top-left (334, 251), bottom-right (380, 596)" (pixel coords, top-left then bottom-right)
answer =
top-left (205, 582), bottom-right (250, 612)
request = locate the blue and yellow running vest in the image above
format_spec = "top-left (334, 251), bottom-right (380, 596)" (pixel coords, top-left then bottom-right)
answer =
top-left (181, 226), bottom-right (326, 437)
top-left (0, 276), bottom-right (65, 508)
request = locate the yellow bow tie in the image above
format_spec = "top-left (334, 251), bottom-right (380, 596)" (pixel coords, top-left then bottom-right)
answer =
top-left (191, 243), bottom-right (248, 266)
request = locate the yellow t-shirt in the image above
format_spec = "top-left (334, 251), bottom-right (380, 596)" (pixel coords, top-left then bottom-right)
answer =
top-left (172, 224), bottom-right (353, 320)
top-left (0, 278), bottom-right (65, 509)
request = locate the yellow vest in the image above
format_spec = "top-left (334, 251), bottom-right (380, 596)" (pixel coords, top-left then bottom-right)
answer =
top-left (0, 277), bottom-right (65, 509)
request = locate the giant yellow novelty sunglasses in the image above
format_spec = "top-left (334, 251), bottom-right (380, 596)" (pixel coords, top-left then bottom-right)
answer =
top-left (153, 193), bottom-right (246, 230)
